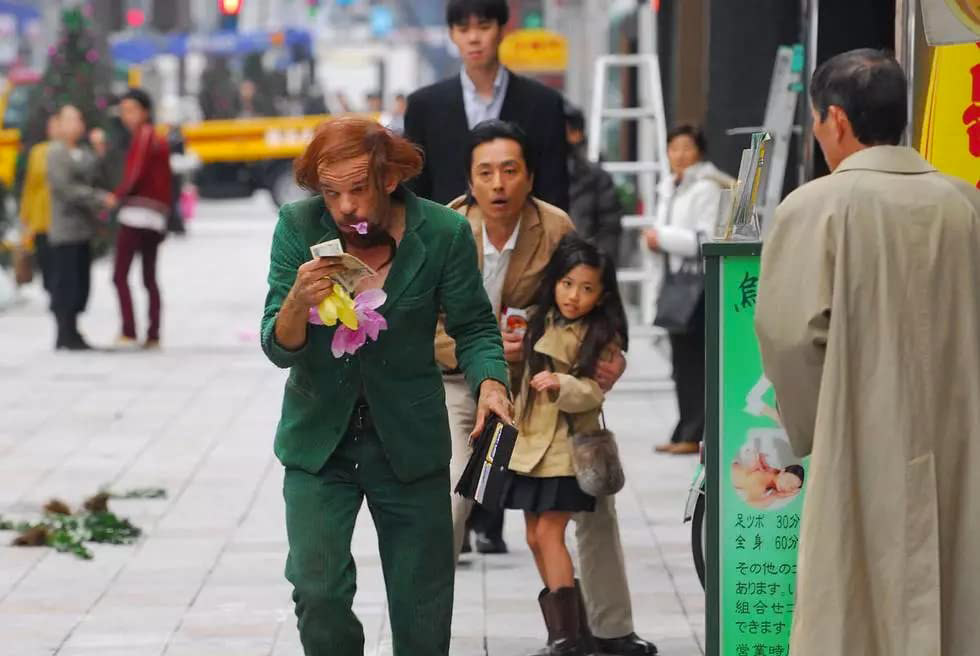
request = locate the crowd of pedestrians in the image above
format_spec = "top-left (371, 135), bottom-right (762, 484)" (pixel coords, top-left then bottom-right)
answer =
top-left (18, 88), bottom-right (174, 351)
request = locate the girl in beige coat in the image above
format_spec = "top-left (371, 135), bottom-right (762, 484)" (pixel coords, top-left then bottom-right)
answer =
top-left (505, 234), bottom-right (628, 655)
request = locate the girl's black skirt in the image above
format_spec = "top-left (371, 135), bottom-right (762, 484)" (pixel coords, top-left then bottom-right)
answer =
top-left (502, 474), bottom-right (596, 513)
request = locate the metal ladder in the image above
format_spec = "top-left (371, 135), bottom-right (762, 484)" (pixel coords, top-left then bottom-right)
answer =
top-left (725, 44), bottom-right (803, 237)
top-left (588, 53), bottom-right (670, 329)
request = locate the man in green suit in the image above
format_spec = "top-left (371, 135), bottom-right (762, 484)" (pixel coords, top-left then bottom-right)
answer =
top-left (260, 117), bottom-right (511, 656)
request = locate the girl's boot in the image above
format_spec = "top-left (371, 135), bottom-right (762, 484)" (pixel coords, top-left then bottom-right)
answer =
top-left (538, 586), bottom-right (589, 655)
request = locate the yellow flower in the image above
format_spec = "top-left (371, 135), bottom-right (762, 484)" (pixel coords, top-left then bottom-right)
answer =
top-left (317, 287), bottom-right (358, 330)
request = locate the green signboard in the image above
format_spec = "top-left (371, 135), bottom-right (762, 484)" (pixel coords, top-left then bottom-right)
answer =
top-left (705, 244), bottom-right (808, 656)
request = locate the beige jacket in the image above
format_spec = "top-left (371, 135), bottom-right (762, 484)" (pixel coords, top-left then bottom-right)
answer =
top-left (755, 146), bottom-right (980, 656)
top-left (435, 195), bottom-right (575, 383)
top-left (509, 312), bottom-right (606, 478)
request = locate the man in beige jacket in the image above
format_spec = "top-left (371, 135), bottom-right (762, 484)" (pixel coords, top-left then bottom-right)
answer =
top-left (756, 49), bottom-right (980, 656)
top-left (436, 120), bottom-right (657, 656)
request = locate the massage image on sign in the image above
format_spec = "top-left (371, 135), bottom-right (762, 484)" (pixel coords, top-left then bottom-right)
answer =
top-left (730, 376), bottom-right (806, 510)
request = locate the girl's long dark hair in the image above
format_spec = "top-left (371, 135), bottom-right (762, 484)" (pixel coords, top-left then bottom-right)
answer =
top-left (522, 233), bottom-right (629, 416)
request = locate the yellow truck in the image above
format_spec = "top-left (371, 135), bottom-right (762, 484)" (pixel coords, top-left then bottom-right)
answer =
top-left (180, 114), bottom-right (330, 206)
top-left (0, 79), bottom-right (330, 206)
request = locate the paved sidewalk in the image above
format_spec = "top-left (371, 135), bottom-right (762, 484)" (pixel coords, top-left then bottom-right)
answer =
top-left (0, 196), bottom-right (705, 656)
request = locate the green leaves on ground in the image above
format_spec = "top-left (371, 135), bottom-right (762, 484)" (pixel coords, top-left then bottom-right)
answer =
top-left (0, 488), bottom-right (161, 560)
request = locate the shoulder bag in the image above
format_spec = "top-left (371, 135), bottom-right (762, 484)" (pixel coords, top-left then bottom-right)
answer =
top-left (653, 234), bottom-right (704, 334)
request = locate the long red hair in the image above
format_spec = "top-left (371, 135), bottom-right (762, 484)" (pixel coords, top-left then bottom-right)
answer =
top-left (293, 117), bottom-right (424, 196)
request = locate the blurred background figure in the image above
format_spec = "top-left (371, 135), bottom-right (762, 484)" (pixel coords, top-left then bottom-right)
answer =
top-left (646, 125), bottom-right (732, 455)
top-left (198, 57), bottom-right (239, 120)
top-left (387, 92), bottom-right (407, 133)
top-left (564, 103), bottom-right (623, 267)
top-left (111, 88), bottom-right (173, 351)
top-left (19, 114), bottom-right (60, 295)
top-left (238, 79), bottom-right (275, 118)
top-left (365, 91), bottom-right (383, 114)
top-left (46, 104), bottom-right (115, 351)
top-left (303, 81), bottom-right (330, 115)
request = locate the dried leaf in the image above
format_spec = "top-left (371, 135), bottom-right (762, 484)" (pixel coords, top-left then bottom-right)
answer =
top-left (13, 526), bottom-right (49, 546)
top-left (83, 492), bottom-right (110, 513)
top-left (43, 499), bottom-right (72, 516)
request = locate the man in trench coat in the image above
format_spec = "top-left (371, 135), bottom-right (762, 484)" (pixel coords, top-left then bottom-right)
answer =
top-left (755, 49), bottom-right (980, 656)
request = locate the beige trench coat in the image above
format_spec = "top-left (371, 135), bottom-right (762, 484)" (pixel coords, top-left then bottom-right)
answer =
top-left (755, 146), bottom-right (980, 656)
top-left (509, 313), bottom-right (605, 478)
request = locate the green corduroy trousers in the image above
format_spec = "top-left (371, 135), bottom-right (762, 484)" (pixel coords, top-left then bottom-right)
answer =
top-left (283, 423), bottom-right (455, 656)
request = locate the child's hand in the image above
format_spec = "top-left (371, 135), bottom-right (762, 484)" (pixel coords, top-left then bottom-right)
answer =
top-left (530, 371), bottom-right (560, 392)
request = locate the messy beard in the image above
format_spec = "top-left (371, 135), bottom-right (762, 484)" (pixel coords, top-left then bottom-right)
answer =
top-left (338, 192), bottom-right (398, 266)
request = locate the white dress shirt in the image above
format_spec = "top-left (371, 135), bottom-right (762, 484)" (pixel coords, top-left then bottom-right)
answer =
top-left (482, 218), bottom-right (521, 318)
top-left (461, 66), bottom-right (510, 129)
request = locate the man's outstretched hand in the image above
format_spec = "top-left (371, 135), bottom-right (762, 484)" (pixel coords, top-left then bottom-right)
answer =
top-left (471, 379), bottom-right (512, 441)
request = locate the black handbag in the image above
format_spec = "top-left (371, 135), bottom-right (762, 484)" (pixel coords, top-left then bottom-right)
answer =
top-left (653, 240), bottom-right (705, 334)
top-left (454, 414), bottom-right (518, 510)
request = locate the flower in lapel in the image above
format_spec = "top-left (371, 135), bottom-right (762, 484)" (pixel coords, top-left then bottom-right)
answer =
top-left (308, 286), bottom-right (359, 330)
top-left (329, 288), bottom-right (389, 357)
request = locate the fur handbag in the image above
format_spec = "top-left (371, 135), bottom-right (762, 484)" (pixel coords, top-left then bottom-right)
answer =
top-left (566, 411), bottom-right (625, 497)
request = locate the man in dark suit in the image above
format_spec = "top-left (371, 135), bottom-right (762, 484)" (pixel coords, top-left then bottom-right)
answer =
top-left (404, 0), bottom-right (569, 211)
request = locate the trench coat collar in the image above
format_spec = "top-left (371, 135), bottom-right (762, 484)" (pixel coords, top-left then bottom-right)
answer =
top-left (316, 186), bottom-right (428, 314)
top-left (833, 145), bottom-right (937, 177)
top-left (533, 310), bottom-right (586, 367)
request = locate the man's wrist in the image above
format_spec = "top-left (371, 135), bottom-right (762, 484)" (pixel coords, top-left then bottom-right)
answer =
top-left (480, 378), bottom-right (508, 399)
top-left (281, 293), bottom-right (309, 320)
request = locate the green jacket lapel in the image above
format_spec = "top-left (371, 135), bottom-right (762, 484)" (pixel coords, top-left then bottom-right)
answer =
top-left (381, 189), bottom-right (427, 313)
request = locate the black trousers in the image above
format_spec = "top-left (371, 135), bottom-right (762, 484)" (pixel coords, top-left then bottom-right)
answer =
top-left (668, 297), bottom-right (705, 444)
top-left (50, 241), bottom-right (92, 343)
top-left (34, 232), bottom-right (54, 293)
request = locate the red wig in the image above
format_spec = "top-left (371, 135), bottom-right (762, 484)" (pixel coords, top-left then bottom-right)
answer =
top-left (293, 117), bottom-right (424, 196)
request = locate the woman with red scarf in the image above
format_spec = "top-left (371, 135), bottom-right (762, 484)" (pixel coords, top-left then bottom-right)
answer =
top-left (112, 88), bottom-right (173, 349)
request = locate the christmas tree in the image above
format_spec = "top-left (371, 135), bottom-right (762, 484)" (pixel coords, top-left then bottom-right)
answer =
top-left (21, 6), bottom-right (113, 147)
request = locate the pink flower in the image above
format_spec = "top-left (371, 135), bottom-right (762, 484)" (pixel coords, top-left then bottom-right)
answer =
top-left (331, 288), bottom-right (388, 357)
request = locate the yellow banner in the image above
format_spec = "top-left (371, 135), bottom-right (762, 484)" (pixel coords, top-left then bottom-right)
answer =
top-left (499, 29), bottom-right (568, 73)
top-left (920, 42), bottom-right (980, 188)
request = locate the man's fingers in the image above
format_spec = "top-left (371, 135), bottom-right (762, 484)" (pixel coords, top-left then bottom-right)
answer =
top-left (470, 407), bottom-right (487, 439)
top-left (493, 398), bottom-right (513, 424)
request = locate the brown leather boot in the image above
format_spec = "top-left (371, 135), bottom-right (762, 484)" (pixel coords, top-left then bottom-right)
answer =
top-left (530, 588), bottom-right (554, 656)
top-left (535, 587), bottom-right (588, 655)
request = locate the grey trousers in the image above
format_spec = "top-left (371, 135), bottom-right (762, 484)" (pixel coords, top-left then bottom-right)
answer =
top-left (444, 374), bottom-right (634, 639)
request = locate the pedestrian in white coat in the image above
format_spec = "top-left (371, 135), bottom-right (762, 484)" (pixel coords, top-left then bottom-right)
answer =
top-left (755, 49), bottom-right (980, 656)
top-left (646, 125), bottom-right (733, 455)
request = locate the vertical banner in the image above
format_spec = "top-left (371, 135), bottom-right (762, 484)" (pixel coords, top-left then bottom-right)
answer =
top-left (920, 42), bottom-right (980, 188)
top-left (717, 255), bottom-right (808, 656)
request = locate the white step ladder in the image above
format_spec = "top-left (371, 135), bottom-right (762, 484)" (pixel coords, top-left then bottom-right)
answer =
top-left (587, 53), bottom-right (670, 329)
top-left (725, 44), bottom-right (803, 237)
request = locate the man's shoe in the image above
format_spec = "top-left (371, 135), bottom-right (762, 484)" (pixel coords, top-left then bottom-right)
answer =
top-left (143, 338), bottom-right (161, 351)
top-left (475, 533), bottom-right (508, 554)
top-left (594, 633), bottom-right (658, 655)
top-left (669, 442), bottom-right (700, 455)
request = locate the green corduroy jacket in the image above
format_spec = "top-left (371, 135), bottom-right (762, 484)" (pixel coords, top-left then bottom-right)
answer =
top-left (261, 189), bottom-right (509, 482)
